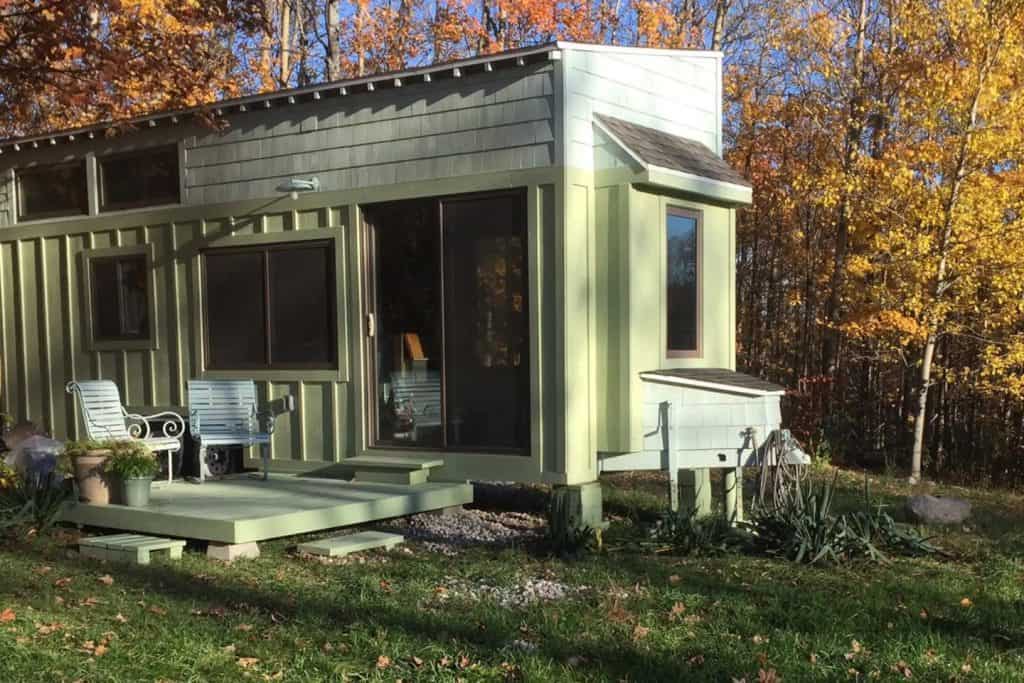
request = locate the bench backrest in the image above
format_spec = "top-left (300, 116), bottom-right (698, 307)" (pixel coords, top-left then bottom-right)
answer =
top-left (390, 371), bottom-right (442, 427)
top-left (188, 380), bottom-right (258, 437)
top-left (67, 380), bottom-right (132, 440)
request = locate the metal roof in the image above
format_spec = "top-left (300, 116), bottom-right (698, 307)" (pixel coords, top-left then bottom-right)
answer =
top-left (595, 113), bottom-right (750, 189)
top-left (0, 42), bottom-right (565, 155)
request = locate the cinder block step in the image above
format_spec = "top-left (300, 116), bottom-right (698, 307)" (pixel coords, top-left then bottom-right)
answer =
top-left (298, 531), bottom-right (405, 557)
top-left (80, 534), bottom-right (186, 565)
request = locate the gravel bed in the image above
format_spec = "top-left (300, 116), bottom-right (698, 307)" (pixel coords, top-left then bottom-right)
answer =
top-left (437, 575), bottom-right (589, 608)
top-left (384, 508), bottom-right (546, 555)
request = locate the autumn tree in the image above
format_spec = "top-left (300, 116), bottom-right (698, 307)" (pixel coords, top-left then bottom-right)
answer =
top-left (0, 0), bottom-right (266, 137)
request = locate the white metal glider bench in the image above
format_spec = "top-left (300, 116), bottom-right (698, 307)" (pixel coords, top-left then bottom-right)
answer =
top-left (66, 380), bottom-right (186, 484)
top-left (187, 380), bottom-right (292, 483)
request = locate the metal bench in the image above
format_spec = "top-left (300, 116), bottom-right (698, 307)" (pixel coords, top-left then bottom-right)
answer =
top-left (66, 380), bottom-right (185, 484)
top-left (390, 371), bottom-right (442, 441)
top-left (187, 380), bottom-right (292, 483)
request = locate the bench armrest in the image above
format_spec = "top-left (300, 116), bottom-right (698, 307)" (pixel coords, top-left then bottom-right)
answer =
top-left (126, 410), bottom-right (187, 441)
top-left (256, 395), bottom-right (295, 435)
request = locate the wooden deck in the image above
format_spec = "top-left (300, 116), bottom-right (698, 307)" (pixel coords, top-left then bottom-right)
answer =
top-left (60, 475), bottom-right (473, 544)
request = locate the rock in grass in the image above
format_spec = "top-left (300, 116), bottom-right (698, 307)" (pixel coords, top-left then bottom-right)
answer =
top-left (905, 495), bottom-right (971, 525)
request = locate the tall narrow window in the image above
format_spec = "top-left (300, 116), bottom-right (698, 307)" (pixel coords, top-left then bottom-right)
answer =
top-left (666, 207), bottom-right (701, 357)
top-left (91, 254), bottom-right (151, 342)
top-left (203, 241), bottom-right (336, 370)
top-left (99, 145), bottom-right (180, 212)
top-left (16, 161), bottom-right (88, 221)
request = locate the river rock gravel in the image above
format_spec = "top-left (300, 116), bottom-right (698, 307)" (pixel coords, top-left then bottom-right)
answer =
top-left (384, 508), bottom-right (546, 555)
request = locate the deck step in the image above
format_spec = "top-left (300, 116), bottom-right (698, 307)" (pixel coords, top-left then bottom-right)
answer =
top-left (344, 455), bottom-right (444, 485)
top-left (343, 455), bottom-right (444, 470)
top-left (80, 534), bottom-right (186, 565)
top-left (298, 531), bottom-right (405, 557)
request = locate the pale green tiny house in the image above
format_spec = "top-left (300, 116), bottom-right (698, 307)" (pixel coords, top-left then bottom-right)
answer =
top-left (0, 43), bottom-right (752, 505)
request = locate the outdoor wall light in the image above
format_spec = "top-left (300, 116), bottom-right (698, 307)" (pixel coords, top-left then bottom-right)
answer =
top-left (277, 177), bottom-right (321, 200)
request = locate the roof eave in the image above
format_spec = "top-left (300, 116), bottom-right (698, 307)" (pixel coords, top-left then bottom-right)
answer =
top-left (640, 165), bottom-right (753, 207)
top-left (638, 371), bottom-right (785, 397)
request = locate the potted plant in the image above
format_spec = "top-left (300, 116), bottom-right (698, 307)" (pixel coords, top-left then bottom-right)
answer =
top-left (105, 441), bottom-right (159, 507)
top-left (61, 439), bottom-right (113, 504)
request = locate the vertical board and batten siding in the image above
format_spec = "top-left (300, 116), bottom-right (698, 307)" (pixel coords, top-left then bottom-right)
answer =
top-left (0, 208), bottom-right (353, 465)
top-left (185, 63), bottom-right (555, 206)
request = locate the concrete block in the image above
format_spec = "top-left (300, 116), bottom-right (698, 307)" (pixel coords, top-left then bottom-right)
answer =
top-left (207, 542), bottom-right (260, 562)
top-left (298, 531), bottom-right (404, 557)
top-left (551, 482), bottom-right (605, 531)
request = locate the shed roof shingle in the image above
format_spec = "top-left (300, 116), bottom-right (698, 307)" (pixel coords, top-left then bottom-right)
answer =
top-left (595, 114), bottom-right (751, 188)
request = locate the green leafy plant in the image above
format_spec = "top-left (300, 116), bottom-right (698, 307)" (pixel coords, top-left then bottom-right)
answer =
top-left (646, 506), bottom-right (747, 557)
top-left (0, 467), bottom-right (73, 534)
top-left (57, 438), bottom-right (109, 475)
top-left (546, 488), bottom-right (600, 558)
top-left (104, 440), bottom-right (158, 479)
top-left (742, 473), bottom-right (943, 564)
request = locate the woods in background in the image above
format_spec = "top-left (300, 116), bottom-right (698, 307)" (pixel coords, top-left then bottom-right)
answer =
top-left (1, 0), bottom-right (1022, 485)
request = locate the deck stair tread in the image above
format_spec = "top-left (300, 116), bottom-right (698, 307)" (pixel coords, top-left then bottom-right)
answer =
top-left (343, 455), bottom-right (444, 470)
top-left (79, 534), bottom-right (186, 565)
top-left (298, 531), bottom-right (405, 557)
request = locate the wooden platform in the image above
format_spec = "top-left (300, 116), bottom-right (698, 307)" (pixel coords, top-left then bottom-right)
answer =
top-left (80, 534), bottom-right (186, 565)
top-left (60, 475), bottom-right (472, 544)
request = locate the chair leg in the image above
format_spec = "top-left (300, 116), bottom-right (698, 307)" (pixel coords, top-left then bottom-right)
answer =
top-left (261, 443), bottom-right (270, 481)
top-left (167, 451), bottom-right (173, 484)
top-left (197, 445), bottom-right (206, 484)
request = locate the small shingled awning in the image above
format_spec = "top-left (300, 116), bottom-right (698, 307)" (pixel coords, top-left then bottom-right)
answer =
top-left (594, 113), bottom-right (752, 206)
top-left (639, 368), bottom-right (784, 397)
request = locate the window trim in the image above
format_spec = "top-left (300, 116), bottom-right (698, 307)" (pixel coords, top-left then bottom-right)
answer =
top-left (201, 239), bottom-right (339, 372)
top-left (80, 244), bottom-right (159, 352)
top-left (665, 205), bottom-right (703, 359)
top-left (15, 160), bottom-right (89, 222)
top-left (97, 144), bottom-right (182, 213)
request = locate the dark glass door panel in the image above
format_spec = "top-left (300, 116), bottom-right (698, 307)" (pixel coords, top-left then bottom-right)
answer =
top-left (365, 200), bottom-right (444, 448)
top-left (364, 191), bottom-right (529, 454)
top-left (442, 195), bottom-right (529, 451)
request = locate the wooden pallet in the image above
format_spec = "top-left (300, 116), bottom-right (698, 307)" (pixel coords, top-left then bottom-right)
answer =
top-left (80, 534), bottom-right (186, 565)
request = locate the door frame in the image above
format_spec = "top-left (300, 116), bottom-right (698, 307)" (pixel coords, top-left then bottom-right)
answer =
top-left (360, 188), bottom-right (531, 457)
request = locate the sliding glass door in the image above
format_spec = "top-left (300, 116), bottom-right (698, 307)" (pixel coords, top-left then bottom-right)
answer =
top-left (363, 191), bottom-right (529, 454)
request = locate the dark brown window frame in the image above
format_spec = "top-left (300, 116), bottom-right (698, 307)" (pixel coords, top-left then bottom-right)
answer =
top-left (98, 144), bottom-right (181, 213)
top-left (15, 160), bottom-right (88, 222)
top-left (361, 188), bottom-right (531, 457)
top-left (201, 239), bottom-right (338, 371)
top-left (666, 205), bottom-right (703, 359)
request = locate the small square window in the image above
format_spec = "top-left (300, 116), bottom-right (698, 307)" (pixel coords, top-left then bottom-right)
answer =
top-left (90, 254), bottom-right (151, 342)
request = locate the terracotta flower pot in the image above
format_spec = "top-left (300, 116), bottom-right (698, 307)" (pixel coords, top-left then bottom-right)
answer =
top-left (73, 450), bottom-right (112, 505)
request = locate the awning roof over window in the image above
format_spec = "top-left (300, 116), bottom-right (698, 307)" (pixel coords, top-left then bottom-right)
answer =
top-left (594, 114), bottom-right (753, 206)
top-left (639, 368), bottom-right (784, 397)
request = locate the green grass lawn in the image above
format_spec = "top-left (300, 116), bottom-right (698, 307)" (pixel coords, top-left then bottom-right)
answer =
top-left (2, 469), bottom-right (1024, 682)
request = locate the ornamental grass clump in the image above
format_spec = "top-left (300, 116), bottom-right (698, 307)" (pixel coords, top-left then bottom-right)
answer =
top-left (742, 473), bottom-right (943, 565)
top-left (647, 506), bottom-right (747, 557)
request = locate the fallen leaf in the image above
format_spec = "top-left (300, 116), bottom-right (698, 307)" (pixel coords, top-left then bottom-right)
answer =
top-left (94, 644), bottom-right (109, 657)
top-left (919, 609), bottom-right (929, 620)
top-left (114, 614), bottom-right (128, 624)
top-left (438, 655), bottom-right (452, 667)
top-left (35, 622), bottom-right (64, 636)
top-left (53, 577), bottom-right (72, 588)
top-left (376, 655), bottom-right (392, 669)
top-left (80, 597), bottom-right (101, 608)
top-left (809, 653), bottom-right (818, 664)
top-left (669, 602), bottom-right (687, 621)
top-left (668, 574), bottom-right (681, 585)
top-left (960, 597), bottom-right (973, 608)
top-left (236, 623), bottom-right (254, 632)
top-left (758, 669), bottom-right (780, 683)
top-left (632, 624), bottom-right (651, 641)
top-left (97, 575), bottom-right (114, 586)
top-left (890, 660), bottom-right (912, 678)
top-left (33, 566), bottom-right (53, 575)
top-left (222, 645), bottom-right (236, 654)
top-left (0, 608), bottom-right (15, 623)
top-left (456, 654), bottom-right (472, 669)
top-left (379, 580), bottom-right (392, 593)
top-left (752, 634), bottom-right (767, 645)
top-left (237, 657), bottom-right (260, 669)
top-left (409, 655), bottom-right (424, 668)
top-left (688, 654), bottom-right (705, 666)
top-left (148, 606), bottom-right (167, 616)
